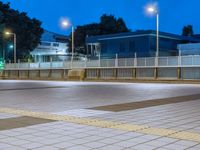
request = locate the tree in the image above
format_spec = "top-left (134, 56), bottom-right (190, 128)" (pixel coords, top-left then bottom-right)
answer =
top-left (0, 2), bottom-right (43, 61)
top-left (71, 14), bottom-right (129, 54)
top-left (182, 25), bottom-right (194, 36)
top-left (116, 17), bottom-right (129, 33)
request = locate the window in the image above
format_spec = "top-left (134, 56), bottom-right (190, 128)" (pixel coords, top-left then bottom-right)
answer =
top-left (129, 41), bottom-right (135, 52)
top-left (102, 42), bottom-right (107, 53)
top-left (119, 42), bottom-right (125, 52)
top-left (40, 42), bottom-right (51, 46)
top-left (53, 43), bottom-right (59, 47)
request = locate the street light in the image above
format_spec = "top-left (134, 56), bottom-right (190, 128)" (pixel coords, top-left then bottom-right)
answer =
top-left (61, 19), bottom-right (74, 68)
top-left (5, 32), bottom-right (17, 63)
top-left (147, 5), bottom-right (159, 57)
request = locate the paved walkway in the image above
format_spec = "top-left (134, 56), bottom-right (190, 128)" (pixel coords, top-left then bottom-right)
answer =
top-left (0, 80), bottom-right (200, 149)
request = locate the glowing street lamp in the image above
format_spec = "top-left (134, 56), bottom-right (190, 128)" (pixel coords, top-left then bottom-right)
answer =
top-left (60, 19), bottom-right (74, 68)
top-left (147, 5), bottom-right (159, 57)
top-left (5, 31), bottom-right (17, 63)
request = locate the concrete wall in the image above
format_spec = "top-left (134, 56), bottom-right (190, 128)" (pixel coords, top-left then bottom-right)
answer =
top-left (2, 67), bottom-right (200, 81)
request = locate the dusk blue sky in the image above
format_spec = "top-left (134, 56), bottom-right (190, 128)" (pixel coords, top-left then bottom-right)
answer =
top-left (1, 0), bottom-right (200, 35)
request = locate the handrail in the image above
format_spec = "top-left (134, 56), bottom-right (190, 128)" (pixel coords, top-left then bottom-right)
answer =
top-left (5, 55), bottom-right (200, 69)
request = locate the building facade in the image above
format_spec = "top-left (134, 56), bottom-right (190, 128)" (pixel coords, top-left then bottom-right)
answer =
top-left (178, 43), bottom-right (200, 55)
top-left (86, 30), bottom-right (200, 58)
top-left (31, 30), bottom-right (69, 62)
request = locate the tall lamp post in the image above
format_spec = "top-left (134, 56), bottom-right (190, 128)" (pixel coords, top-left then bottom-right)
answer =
top-left (147, 6), bottom-right (159, 58)
top-left (61, 20), bottom-right (74, 68)
top-left (5, 32), bottom-right (17, 63)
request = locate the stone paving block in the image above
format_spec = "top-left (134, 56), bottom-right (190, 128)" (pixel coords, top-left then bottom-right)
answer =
top-left (20, 142), bottom-right (44, 149)
top-left (132, 144), bottom-right (157, 150)
top-left (98, 145), bottom-right (125, 150)
top-left (34, 146), bottom-right (60, 150)
top-left (53, 142), bottom-right (75, 148)
top-left (162, 143), bottom-right (191, 149)
top-left (0, 142), bottom-right (12, 149)
top-left (174, 140), bottom-right (198, 147)
top-left (66, 145), bottom-right (92, 150)
top-left (83, 141), bottom-right (107, 149)
top-left (2, 146), bottom-right (26, 150)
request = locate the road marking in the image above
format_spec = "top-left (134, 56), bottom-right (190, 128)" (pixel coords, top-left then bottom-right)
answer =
top-left (1, 107), bottom-right (200, 143)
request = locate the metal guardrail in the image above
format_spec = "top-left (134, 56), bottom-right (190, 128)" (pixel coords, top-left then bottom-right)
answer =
top-left (4, 55), bottom-right (200, 70)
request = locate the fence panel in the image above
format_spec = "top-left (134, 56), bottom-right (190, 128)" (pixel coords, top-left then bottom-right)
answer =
top-left (51, 62), bottom-right (64, 68)
top-left (100, 59), bottom-right (115, 68)
top-left (181, 68), bottom-right (200, 79)
top-left (86, 60), bottom-right (100, 68)
top-left (168, 57), bottom-right (178, 66)
top-left (117, 68), bottom-right (133, 78)
top-left (137, 58), bottom-right (146, 67)
top-left (146, 57), bottom-right (155, 66)
top-left (192, 56), bottom-right (200, 66)
top-left (136, 68), bottom-right (154, 78)
top-left (40, 62), bottom-right (51, 69)
top-left (30, 63), bottom-right (40, 69)
top-left (100, 69), bottom-right (114, 78)
top-left (181, 56), bottom-right (193, 66)
top-left (72, 61), bottom-right (85, 68)
top-left (86, 69), bottom-right (98, 78)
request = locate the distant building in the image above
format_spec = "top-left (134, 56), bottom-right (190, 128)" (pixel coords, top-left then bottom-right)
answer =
top-left (178, 43), bottom-right (200, 55)
top-left (31, 30), bottom-right (69, 62)
top-left (86, 30), bottom-right (200, 58)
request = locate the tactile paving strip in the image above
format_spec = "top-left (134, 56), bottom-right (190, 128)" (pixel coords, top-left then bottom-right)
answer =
top-left (1, 107), bottom-right (200, 143)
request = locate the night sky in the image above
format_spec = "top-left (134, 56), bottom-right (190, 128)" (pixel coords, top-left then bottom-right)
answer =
top-left (1, 0), bottom-right (200, 35)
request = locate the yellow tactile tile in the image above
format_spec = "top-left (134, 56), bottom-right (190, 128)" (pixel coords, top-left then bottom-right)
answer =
top-left (111, 124), bottom-right (149, 132)
top-left (1, 107), bottom-right (200, 143)
top-left (169, 131), bottom-right (200, 142)
top-left (140, 127), bottom-right (177, 136)
top-left (87, 120), bottom-right (122, 128)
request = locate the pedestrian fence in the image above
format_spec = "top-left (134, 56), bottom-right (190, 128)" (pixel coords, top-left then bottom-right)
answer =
top-left (4, 55), bottom-right (200, 69)
top-left (3, 55), bottom-right (200, 80)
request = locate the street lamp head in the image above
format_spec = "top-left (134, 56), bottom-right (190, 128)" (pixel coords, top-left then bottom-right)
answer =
top-left (59, 17), bottom-right (71, 29)
top-left (147, 7), bottom-right (156, 13)
top-left (5, 32), bottom-right (10, 35)
top-left (9, 44), bottom-right (14, 49)
top-left (145, 3), bottom-right (158, 14)
top-left (62, 20), bottom-right (69, 27)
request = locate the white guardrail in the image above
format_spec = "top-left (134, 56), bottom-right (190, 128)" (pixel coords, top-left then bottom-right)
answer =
top-left (4, 55), bottom-right (200, 69)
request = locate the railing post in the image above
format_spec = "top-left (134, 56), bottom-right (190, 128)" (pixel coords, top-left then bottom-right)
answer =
top-left (28, 58), bottom-right (30, 69)
top-left (192, 56), bottom-right (194, 66)
top-left (155, 56), bottom-right (158, 67)
top-left (99, 54), bottom-right (101, 67)
top-left (145, 58), bottom-right (147, 67)
top-left (50, 57), bottom-right (52, 69)
top-left (154, 54), bottom-right (158, 80)
top-left (178, 50), bottom-right (182, 67)
top-left (85, 56), bottom-right (87, 68)
top-left (18, 59), bottom-right (20, 69)
top-left (115, 54), bottom-right (118, 68)
top-left (167, 57), bottom-right (169, 66)
top-left (134, 52), bottom-right (137, 67)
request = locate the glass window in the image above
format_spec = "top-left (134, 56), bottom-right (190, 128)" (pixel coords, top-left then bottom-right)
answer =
top-left (119, 42), bottom-right (125, 52)
top-left (53, 43), bottom-right (59, 47)
top-left (40, 42), bottom-right (51, 46)
top-left (102, 42), bottom-right (107, 53)
top-left (129, 41), bottom-right (135, 52)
